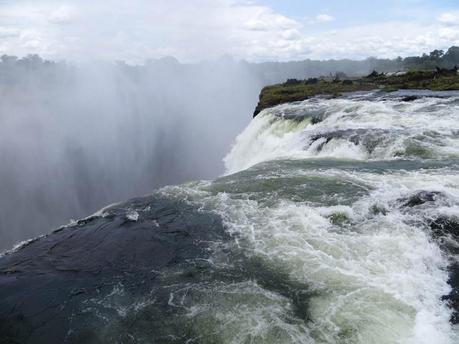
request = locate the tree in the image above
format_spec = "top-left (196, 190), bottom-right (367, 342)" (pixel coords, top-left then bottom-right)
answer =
top-left (443, 46), bottom-right (459, 67)
top-left (429, 49), bottom-right (444, 60)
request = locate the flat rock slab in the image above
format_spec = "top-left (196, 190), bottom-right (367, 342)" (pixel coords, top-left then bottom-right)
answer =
top-left (0, 195), bottom-right (228, 343)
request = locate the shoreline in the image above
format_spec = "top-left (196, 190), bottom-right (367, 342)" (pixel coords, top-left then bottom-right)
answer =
top-left (254, 69), bottom-right (459, 116)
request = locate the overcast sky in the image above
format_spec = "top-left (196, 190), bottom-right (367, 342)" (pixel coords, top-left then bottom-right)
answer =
top-left (1, 0), bottom-right (459, 63)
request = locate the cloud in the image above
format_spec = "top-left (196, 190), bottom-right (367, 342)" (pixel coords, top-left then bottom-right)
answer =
top-left (0, 0), bottom-right (310, 62)
top-left (0, 27), bottom-right (19, 39)
top-left (19, 30), bottom-right (45, 50)
top-left (304, 21), bottom-right (459, 60)
top-left (0, 0), bottom-right (459, 62)
top-left (48, 5), bottom-right (78, 24)
top-left (315, 14), bottom-right (335, 23)
top-left (230, 4), bottom-right (309, 60)
top-left (244, 9), bottom-right (299, 31)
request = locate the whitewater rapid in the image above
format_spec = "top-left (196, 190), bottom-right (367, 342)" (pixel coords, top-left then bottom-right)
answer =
top-left (2, 91), bottom-right (459, 343)
top-left (158, 92), bottom-right (459, 343)
top-left (224, 94), bottom-right (459, 173)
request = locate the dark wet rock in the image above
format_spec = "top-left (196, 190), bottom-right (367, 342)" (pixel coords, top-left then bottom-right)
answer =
top-left (401, 95), bottom-right (419, 102)
top-left (397, 191), bottom-right (459, 324)
top-left (429, 216), bottom-right (459, 240)
top-left (309, 128), bottom-right (393, 154)
top-left (0, 194), bottom-right (316, 343)
top-left (397, 191), bottom-right (447, 208)
top-left (272, 105), bottom-right (327, 124)
top-left (442, 258), bottom-right (459, 324)
top-left (311, 116), bottom-right (323, 125)
top-left (282, 112), bottom-right (324, 125)
top-left (427, 216), bottom-right (459, 324)
top-left (0, 195), bottom-right (230, 343)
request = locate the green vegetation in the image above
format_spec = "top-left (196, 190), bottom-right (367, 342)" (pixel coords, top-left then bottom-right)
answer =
top-left (254, 69), bottom-right (459, 116)
top-left (254, 78), bottom-right (376, 116)
top-left (398, 47), bottom-right (459, 71)
top-left (371, 69), bottom-right (459, 91)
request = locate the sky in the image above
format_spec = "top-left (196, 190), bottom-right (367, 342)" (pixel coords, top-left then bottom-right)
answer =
top-left (1, 0), bottom-right (459, 63)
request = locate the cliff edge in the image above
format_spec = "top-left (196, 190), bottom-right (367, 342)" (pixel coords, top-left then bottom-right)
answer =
top-left (254, 68), bottom-right (459, 117)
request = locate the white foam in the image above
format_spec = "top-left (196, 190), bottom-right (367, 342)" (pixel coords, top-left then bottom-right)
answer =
top-left (159, 157), bottom-right (459, 343)
top-left (123, 96), bottom-right (459, 342)
top-left (211, 172), bottom-right (454, 343)
top-left (126, 211), bottom-right (139, 222)
top-left (224, 97), bottom-right (459, 173)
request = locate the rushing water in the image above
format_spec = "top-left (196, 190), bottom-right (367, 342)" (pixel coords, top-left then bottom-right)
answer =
top-left (2, 91), bottom-right (459, 343)
top-left (157, 92), bottom-right (459, 343)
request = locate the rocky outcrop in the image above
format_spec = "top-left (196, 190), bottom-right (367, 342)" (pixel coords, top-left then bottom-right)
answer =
top-left (253, 69), bottom-right (459, 117)
top-left (397, 190), bottom-right (459, 324)
top-left (0, 195), bottom-right (228, 343)
top-left (0, 194), bottom-right (315, 343)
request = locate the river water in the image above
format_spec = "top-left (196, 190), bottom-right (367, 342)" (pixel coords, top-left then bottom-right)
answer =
top-left (157, 92), bottom-right (459, 343)
top-left (2, 91), bottom-right (459, 343)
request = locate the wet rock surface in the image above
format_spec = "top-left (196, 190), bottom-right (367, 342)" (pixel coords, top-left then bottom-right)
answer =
top-left (398, 191), bottom-right (459, 324)
top-left (0, 195), bottom-right (229, 343)
top-left (430, 216), bottom-right (459, 324)
top-left (397, 191), bottom-right (448, 208)
top-left (309, 128), bottom-right (395, 154)
top-left (401, 95), bottom-right (419, 102)
top-left (0, 194), bottom-right (316, 343)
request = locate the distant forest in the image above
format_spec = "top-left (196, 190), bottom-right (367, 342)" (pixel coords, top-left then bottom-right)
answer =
top-left (248, 46), bottom-right (459, 83)
top-left (1, 46), bottom-right (459, 86)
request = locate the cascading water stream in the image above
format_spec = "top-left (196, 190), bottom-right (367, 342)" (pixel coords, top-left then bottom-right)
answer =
top-left (159, 92), bottom-right (459, 343)
top-left (1, 91), bottom-right (459, 343)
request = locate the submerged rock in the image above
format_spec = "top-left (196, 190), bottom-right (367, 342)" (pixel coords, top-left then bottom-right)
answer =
top-left (308, 128), bottom-right (394, 154)
top-left (397, 191), bottom-right (447, 208)
top-left (396, 191), bottom-right (459, 323)
top-left (401, 95), bottom-right (419, 102)
top-left (429, 216), bottom-right (459, 324)
top-left (0, 195), bottom-right (229, 343)
top-left (429, 216), bottom-right (459, 239)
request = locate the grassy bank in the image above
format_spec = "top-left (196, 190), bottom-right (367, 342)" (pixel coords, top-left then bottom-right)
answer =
top-left (254, 70), bottom-right (459, 116)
